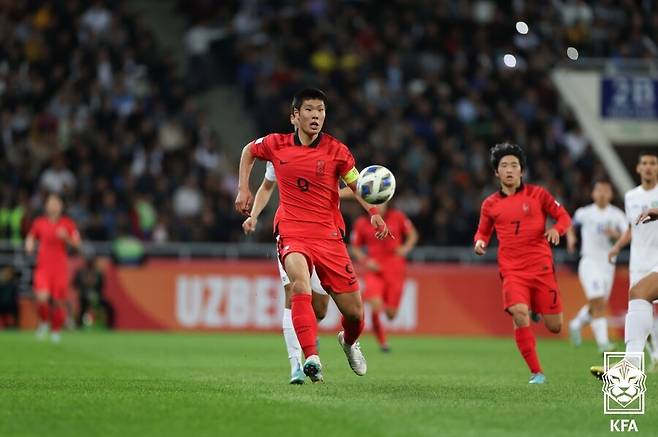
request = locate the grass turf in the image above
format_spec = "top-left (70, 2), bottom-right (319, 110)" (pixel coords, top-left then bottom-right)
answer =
top-left (0, 331), bottom-right (655, 437)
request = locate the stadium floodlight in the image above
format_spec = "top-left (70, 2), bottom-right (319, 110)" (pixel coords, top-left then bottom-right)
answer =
top-left (503, 54), bottom-right (517, 68)
top-left (567, 47), bottom-right (579, 60)
top-left (516, 21), bottom-right (529, 34)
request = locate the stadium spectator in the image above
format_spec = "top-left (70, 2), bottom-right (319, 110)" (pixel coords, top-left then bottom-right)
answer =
top-left (0, 265), bottom-right (19, 329)
top-left (74, 256), bottom-right (114, 329)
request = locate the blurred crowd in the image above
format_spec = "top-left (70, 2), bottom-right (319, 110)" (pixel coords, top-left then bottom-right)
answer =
top-left (2, 0), bottom-right (657, 247)
top-left (182, 0), bottom-right (656, 244)
top-left (0, 0), bottom-right (243, 246)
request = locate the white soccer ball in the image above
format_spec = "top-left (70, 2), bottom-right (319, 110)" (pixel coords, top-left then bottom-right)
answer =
top-left (356, 165), bottom-right (396, 205)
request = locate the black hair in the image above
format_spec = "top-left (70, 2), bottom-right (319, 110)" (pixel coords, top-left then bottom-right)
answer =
top-left (490, 142), bottom-right (526, 171)
top-left (291, 88), bottom-right (328, 112)
top-left (592, 178), bottom-right (612, 188)
top-left (638, 149), bottom-right (658, 162)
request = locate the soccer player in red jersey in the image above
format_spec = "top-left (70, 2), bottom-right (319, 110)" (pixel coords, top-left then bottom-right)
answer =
top-left (25, 193), bottom-right (81, 343)
top-left (473, 143), bottom-right (571, 384)
top-left (350, 201), bottom-right (417, 351)
top-left (235, 88), bottom-right (390, 382)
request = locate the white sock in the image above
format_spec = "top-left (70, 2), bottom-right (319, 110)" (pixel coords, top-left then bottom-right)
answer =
top-left (590, 317), bottom-right (609, 347)
top-left (282, 309), bottom-right (302, 374)
top-left (570, 304), bottom-right (591, 329)
top-left (625, 299), bottom-right (653, 354)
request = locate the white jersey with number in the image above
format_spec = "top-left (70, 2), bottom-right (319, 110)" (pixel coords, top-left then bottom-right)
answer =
top-left (573, 203), bottom-right (627, 261)
top-left (625, 184), bottom-right (658, 286)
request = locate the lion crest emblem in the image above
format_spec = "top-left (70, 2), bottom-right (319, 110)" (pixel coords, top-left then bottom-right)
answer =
top-left (602, 358), bottom-right (646, 409)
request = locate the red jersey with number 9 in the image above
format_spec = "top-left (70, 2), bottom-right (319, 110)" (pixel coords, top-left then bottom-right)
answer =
top-left (474, 184), bottom-right (571, 275)
top-left (28, 216), bottom-right (79, 269)
top-left (250, 132), bottom-right (357, 240)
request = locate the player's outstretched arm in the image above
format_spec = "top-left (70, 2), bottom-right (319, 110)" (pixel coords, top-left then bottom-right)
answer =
top-left (473, 200), bottom-right (493, 255)
top-left (235, 144), bottom-right (256, 216)
top-left (608, 225), bottom-right (631, 263)
top-left (243, 178), bottom-right (276, 234)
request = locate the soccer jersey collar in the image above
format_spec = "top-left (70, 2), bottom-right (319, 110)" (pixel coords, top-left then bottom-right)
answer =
top-left (499, 182), bottom-right (525, 197)
top-left (294, 132), bottom-right (322, 148)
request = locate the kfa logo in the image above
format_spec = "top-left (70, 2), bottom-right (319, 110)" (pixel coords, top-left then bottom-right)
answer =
top-left (602, 352), bottom-right (646, 432)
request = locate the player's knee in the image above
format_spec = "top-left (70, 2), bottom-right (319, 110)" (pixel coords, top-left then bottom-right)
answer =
top-left (291, 280), bottom-right (311, 296)
top-left (546, 322), bottom-right (562, 334)
top-left (629, 283), bottom-right (652, 301)
top-left (35, 293), bottom-right (49, 303)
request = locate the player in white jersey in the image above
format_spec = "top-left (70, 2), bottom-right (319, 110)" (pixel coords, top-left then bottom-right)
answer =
top-left (604, 150), bottom-right (658, 371)
top-left (567, 180), bottom-right (626, 352)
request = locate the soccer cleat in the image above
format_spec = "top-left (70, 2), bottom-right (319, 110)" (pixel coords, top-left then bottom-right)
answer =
top-left (569, 321), bottom-right (582, 346)
top-left (337, 331), bottom-right (367, 376)
top-left (597, 342), bottom-right (616, 354)
top-left (380, 345), bottom-right (391, 353)
top-left (50, 332), bottom-right (61, 344)
top-left (528, 372), bottom-right (546, 384)
top-left (303, 355), bottom-right (324, 383)
top-left (590, 365), bottom-right (605, 380)
top-left (289, 363), bottom-right (306, 385)
top-left (35, 322), bottom-right (49, 341)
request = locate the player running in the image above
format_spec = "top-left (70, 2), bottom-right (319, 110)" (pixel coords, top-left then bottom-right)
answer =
top-left (235, 88), bottom-right (390, 382)
top-left (591, 151), bottom-right (658, 377)
top-left (350, 201), bottom-right (417, 352)
top-left (566, 180), bottom-right (626, 352)
top-left (474, 143), bottom-right (571, 384)
top-left (25, 193), bottom-right (81, 343)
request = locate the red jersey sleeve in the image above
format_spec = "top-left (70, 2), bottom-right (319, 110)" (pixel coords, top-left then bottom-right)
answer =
top-left (335, 144), bottom-right (358, 183)
top-left (474, 198), bottom-right (494, 244)
top-left (249, 135), bottom-right (273, 162)
top-left (28, 219), bottom-right (42, 239)
top-left (539, 188), bottom-right (572, 235)
top-left (399, 211), bottom-right (413, 238)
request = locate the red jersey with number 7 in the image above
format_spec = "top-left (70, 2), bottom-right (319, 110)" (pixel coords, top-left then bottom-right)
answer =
top-left (28, 216), bottom-right (80, 269)
top-left (474, 184), bottom-right (571, 275)
top-left (249, 132), bottom-right (359, 240)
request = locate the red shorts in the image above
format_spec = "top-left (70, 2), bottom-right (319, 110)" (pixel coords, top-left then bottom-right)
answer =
top-left (33, 268), bottom-right (69, 300)
top-left (277, 237), bottom-right (358, 293)
top-left (501, 271), bottom-right (562, 315)
top-left (362, 259), bottom-right (405, 310)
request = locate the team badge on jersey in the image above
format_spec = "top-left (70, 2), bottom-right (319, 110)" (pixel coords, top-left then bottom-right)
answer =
top-left (522, 203), bottom-right (530, 214)
top-left (316, 160), bottom-right (325, 176)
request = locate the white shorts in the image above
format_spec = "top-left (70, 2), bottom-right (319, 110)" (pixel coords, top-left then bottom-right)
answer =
top-left (276, 253), bottom-right (327, 295)
top-left (578, 257), bottom-right (615, 300)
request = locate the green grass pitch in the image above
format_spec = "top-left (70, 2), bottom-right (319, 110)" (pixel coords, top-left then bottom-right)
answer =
top-left (1, 331), bottom-right (655, 437)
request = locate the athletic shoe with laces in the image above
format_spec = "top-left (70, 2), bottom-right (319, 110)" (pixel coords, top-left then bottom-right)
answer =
top-left (303, 355), bottom-right (324, 383)
top-left (337, 331), bottom-right (367, 376)
top-left (529, 372), bottom-right (546, 384)
top-left (289, 360), bottom-right (305, 385)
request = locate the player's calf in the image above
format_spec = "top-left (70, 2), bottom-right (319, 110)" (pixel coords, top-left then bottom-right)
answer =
top-left (543, 313), bottom-right (563, 334)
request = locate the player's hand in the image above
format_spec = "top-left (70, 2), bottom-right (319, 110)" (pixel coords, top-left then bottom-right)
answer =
top-left (636, 208), bottom-right (658, 225)
top-left (364, 258), bottom-right (380, 272)
top-left (242, 216), bottom-right (258, 234)
top-left (544, 228), bottom-right (560, 246)
top-left (474, 240), bottom-right (487, 256)
top-left (608, 246), bottom-right (620, 264)
top-left (234, 189), bottom-right (253, 216)
top-left (371, 214), bottom-right (392, 240)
